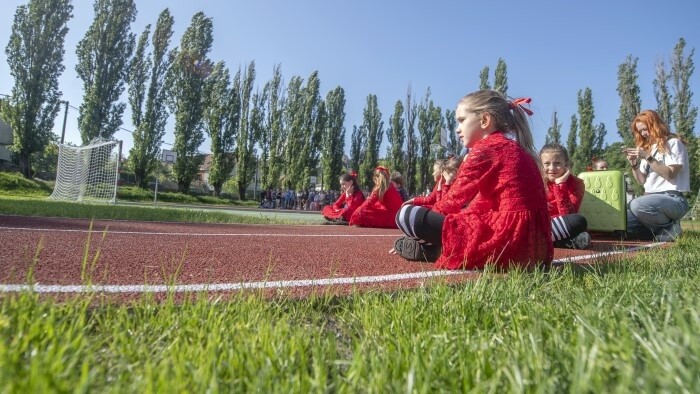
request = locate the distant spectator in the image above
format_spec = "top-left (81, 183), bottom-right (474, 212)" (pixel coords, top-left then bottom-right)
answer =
top-left (390, 171), bottom-right (410, 202)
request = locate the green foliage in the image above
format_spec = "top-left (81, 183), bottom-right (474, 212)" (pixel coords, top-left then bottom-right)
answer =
top-left (321, 87), bottom-right (346, 191)
top-left (567, 115), bottom-right (578, 166)
top-left (235, 61), bottom-right (259, 199)
top-left (166, 12), bottom-right (213, 193)
top-left (616, 55), bottom-right (641, 147)
top-left (404, 88), bottom-right (419, 195)
top-left (443, 108), bottom-right (460, 157)
top-left (494, 58), bottom-right (508, 96)
top-left (76, 0), bottom-right (137, 143)
top-left (2, 0), bottom-right (72, 178)
top-left (386, 100), bottom-right (405, 175)
top-left (349, 125), bottom-right (363, 174)
top-left (545, 112), bottom-right (562, 145)
top-left (670, 38), bottom-right (698, 194)
top-left (260, 65), bottom-right (284, 189)
top-left (416, 89), bottom-right (441, 192)
top-left (203, 62), bottom-right (238, 197)
top-left (479, 66), bottom-right (490, 90)
top-left (573, 88), bottom-right (595, 174)
top-left (358, 94), bottom-right (384, 188)
top-left (128, 9), bottom-right (175, 188)
top-left (0, 172), bottom-right (52, 196)
top-left (654, 58), bottom-right (673, 125)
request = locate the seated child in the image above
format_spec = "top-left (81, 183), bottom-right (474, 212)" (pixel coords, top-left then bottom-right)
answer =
top-left (390, 171), bottom-right (410, 202)
top-left (540, 143), bottom-right (590, 249)
top-left (349, 166), bottom-right (404, 228)
top-left (409, 157), bottom-right (460, 209)
top-left (321, 172), bottom-right (365, 224)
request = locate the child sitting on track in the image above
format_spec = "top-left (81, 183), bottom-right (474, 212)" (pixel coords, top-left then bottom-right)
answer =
top-left (393, 90), bottom-right (552, 270)
top-left (322, 172), bottom-right (365, 225)
top-left (349, 166), bottom-right (404, 228)
top-left (407, 156), bottom-right (460, 209)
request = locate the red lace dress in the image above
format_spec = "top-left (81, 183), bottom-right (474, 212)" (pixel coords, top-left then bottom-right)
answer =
top-left (546, 175), bottom-right (585, 217)
top-left (432, 132), bottom-right (553, 270)
top-left (349, 185), bottom-right (404, 228)
top-left (322, 189), bottom-right (366, 222)
top-left (413, 179), bottom-right (451, 209)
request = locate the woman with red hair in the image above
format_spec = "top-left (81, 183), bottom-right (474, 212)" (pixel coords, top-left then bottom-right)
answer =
top-left (623, 110), bottom-right (690, 241)
top-left (322, 171), bottom-right (365, 225)
top-left (348, 166), bottom-right (404, 228)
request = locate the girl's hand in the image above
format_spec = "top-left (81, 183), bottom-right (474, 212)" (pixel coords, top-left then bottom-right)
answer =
top-left (345, 185), bottom-right (353, 196)
top-left (443, 171), bottom-right (456, 185)
top-left (555, 169), bottom-right (571, 184)
top-left (402, 198), bottom-right (415, 206)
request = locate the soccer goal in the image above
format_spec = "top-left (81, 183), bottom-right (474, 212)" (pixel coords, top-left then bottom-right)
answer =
top-left (49, 138), bottom-right (122, 203)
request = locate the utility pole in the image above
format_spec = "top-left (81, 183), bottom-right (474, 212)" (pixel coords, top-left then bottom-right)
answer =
top-left (60, 101), bottom-right (69, 144)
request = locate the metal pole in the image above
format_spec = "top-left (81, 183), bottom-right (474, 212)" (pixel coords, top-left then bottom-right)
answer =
top-left (60, 101), bottom-right (69, 144)
top-left (154, 176), bottom-right (159, 204)
top-left (112, 140), bottom-right (123, 204)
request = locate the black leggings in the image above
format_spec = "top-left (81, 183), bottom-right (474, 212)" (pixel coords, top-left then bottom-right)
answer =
top-left (395, 205), bottom-right (445, 245)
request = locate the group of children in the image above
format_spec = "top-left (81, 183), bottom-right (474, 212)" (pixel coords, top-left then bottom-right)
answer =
top-left (320, 89), bottom-right (690, 271)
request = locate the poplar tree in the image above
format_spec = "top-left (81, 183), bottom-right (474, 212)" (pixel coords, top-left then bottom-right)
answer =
top-left (573, 88), bottom-right (595, 174)
top-left (235, 61), bottom-right (257, 199)
top-left (358, 94), bottom-right (384, 189)
top-left (479, 66), bottom-right (490, 90)
top-left (616, 55), bottom-right (641, 147)
top-left (670, 37), bottom-right (697, 192)
top-left (654, 59), bottom-right (673, 124)
top-left (203, 62), bottom-right (239, 197)
top-left (404, 87), bottom-right (418, 194)
top-left (443, 108), bottom-right (460, 157)
top-left (349, 125), bottom-right (364, 175)
top-left (417, 89), bottom-right (440, 191)
top-left (165, 12), bottom-right (213, 193)
top-left (386, 100), bottom-right (405, 174)
top-left (545, 111), bottom-right (562, 145)
top-left (76, 0), bottom-right (137, 143)
top-left (494, 58), bottom-right (508, 96)
top-left (261, 64), bottom-right (284, 189)
top-left (567, 115), bottom-right (578, 163)
top-left (127, 9), bottom-right (174, 188)
top-left (321, 87), bottom-right (346, 190)
top-left (2, 0), bottom-right (72, 178)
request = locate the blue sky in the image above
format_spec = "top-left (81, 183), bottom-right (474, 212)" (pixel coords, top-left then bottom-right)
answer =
top-left (1, 0), bottom-right (699, 156)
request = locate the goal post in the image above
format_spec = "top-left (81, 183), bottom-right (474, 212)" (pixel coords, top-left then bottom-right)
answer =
top-left (49, 138), bottom-right (122, 203)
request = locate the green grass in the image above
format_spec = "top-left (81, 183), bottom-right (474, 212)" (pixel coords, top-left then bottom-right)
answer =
top-left (2, 233), bottom-right (700, 392)
top-left (0, 171), bottom-right (53, 197)
top-left (0, 196), bottom-right (314, 225)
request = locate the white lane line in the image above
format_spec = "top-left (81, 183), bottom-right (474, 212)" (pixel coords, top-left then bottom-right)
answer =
top-left (0, 242), bottom-right (667, 294)
top-left (551, 242), bottom-right (665, 265)
top-left (0, 270), bottom-right (466, 294)
top-left (0, 227), bottom-right (399, 237)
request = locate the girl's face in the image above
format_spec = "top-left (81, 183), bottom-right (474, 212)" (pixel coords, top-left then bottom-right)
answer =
top-left (340, 179), bottom-right (352, 190)
top-left (455, 103), bottom-right (483, 148)
top-left (635, 121), bottom-right (650, 139)
top-left (541, 151), bottom-right (567, 182)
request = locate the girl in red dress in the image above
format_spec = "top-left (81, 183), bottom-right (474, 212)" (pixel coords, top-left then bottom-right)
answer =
top-left (322, 172), bottom-right (365, 225)
top-left (540, 143), bottom-right (590, 249)
top-left (393, 90), bottom-right (552, 270)
top-left (408, 157), bottom-right (460, 209)
top-left (349, 166), bottom-right (404, 228)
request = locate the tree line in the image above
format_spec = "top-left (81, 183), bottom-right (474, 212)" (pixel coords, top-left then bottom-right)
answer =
top-left (1, 0), bottom-right (697, 200)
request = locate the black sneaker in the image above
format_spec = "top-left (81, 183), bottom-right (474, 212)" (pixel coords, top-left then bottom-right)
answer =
top-left (394, 236), bottom-right (441, 262)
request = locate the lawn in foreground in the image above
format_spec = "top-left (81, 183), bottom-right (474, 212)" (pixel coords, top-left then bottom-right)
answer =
top-left (1, 233), bottom-right (699, 392)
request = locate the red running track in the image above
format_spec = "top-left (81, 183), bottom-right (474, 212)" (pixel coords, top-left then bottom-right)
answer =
top-left (0, 215), bottom-right (663, 299)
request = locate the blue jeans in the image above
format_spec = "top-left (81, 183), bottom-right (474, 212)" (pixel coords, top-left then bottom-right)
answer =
top-left (627, 192), bottom-right (689, 239)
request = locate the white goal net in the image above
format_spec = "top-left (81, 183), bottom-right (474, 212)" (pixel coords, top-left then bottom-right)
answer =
top-left (49, 138), bottom-right (122, 203)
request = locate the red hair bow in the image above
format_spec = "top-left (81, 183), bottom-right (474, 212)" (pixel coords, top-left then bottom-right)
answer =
top-left (375, 166), bottom-right (389, 174)
top-left (349, 171), bottom-right (358, 178)
top-left (510, 97), bottom-right (534, 116)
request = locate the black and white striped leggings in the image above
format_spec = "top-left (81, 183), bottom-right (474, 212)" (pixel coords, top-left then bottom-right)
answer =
top-left (395, 205), bottom-right (444, 245)
top-left (396, 205), bottom-right (587, 246)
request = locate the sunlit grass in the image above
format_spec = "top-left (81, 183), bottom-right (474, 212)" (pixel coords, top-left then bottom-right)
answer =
top-left (0, 196), bottom-right (318, 225)
top-left (1, 232), bottom-right (699, 391)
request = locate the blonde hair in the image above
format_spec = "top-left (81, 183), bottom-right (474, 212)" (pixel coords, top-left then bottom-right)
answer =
top-left (458, 90), bottom-right (542, 172)
top-left (373, 168), bottom-right (391, 200)
top-left (443, 156), bottom-right (461, 175)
